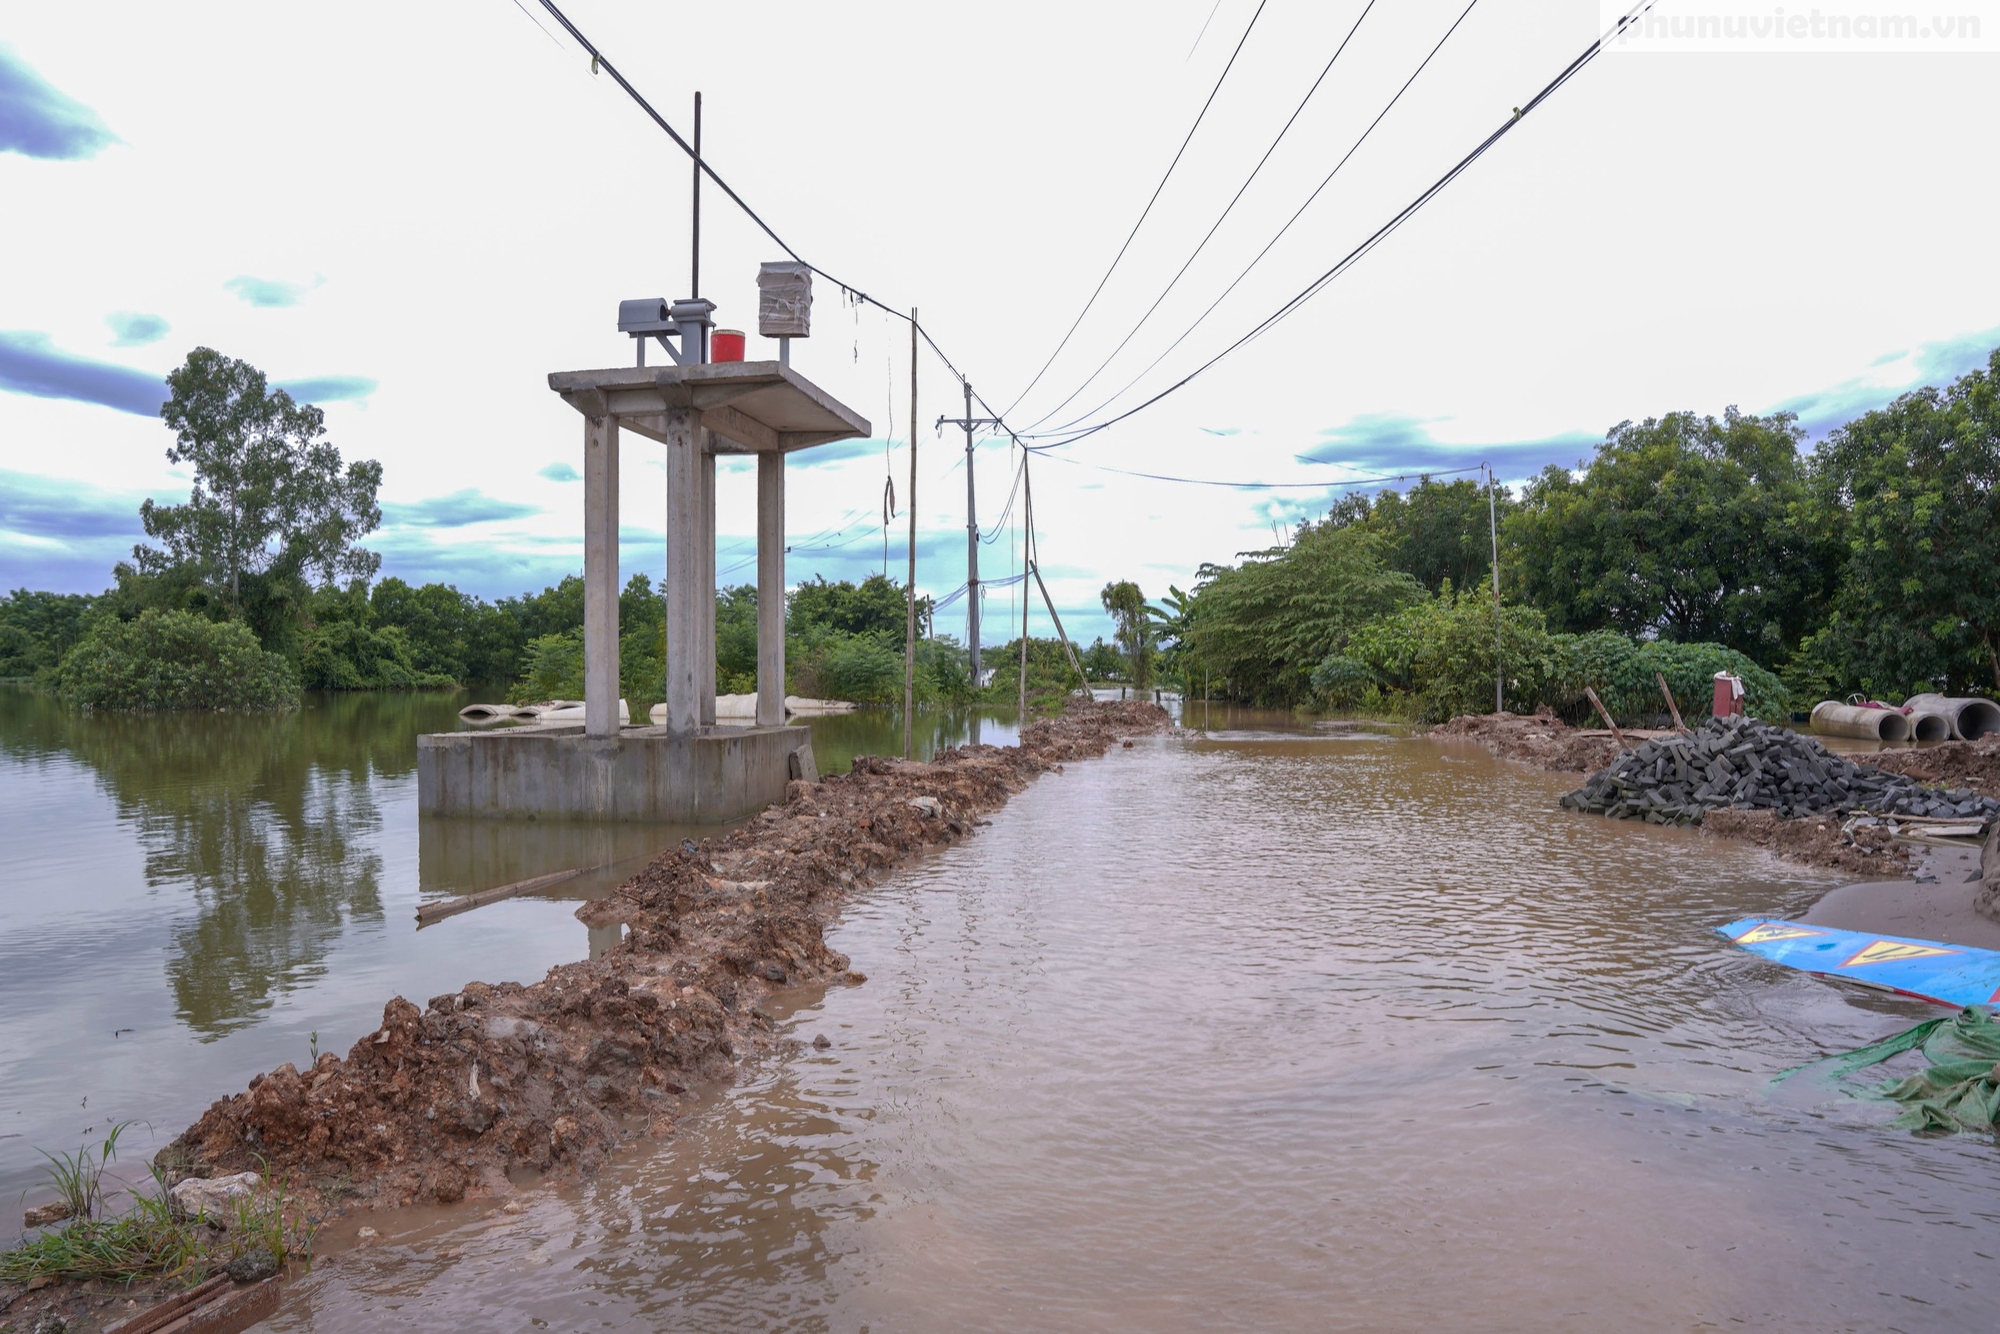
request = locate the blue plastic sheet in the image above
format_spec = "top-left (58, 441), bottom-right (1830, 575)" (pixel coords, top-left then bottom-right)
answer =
top-left (1717, 917), bottom-right (2000, 1009)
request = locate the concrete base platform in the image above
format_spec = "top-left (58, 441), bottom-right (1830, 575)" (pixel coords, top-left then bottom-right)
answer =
top-left (417, 723), bottom-right (818, 823)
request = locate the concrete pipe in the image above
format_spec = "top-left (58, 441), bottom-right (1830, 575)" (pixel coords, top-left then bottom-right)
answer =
top-left (1903, 693), bottom-right (2000, 741)
top-left (1907, 711), bottom-right (1952, 743)
top-left (1811, 700), bottom-right (1911, 742)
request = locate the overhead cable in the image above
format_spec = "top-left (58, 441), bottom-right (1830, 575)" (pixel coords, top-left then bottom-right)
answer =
top-left (999, 0), bottom-right (1271, 417)
top-left (1020, 0), bottom-right (1383, 431)
top-left (1020, 0), bottom-right (1662, 451)
top-left (1035, 452), bottom-right (1487, 489)
top-left (531, 1), bottom-right (1005, 425)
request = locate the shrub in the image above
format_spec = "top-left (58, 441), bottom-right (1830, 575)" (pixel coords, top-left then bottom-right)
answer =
top-left (1348, 588), bottom-right (1567, 723)
top-left (1308, 655), bottom-right (1375, 708)
top-left (299, 620), bottom-right (453, 690)
top-left (793, 630), bottom-right (902, 703)
top-left (511, 631), bottom-right (585, 703)
top-left (1548, 633), bottom-right (1787, 723)
top-left (52, 609), bottom-right (299, 710)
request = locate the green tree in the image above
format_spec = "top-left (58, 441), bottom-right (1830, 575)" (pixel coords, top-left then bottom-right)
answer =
top-left (787, 573), bottom-right (917, 639)
top-left (1810, 349), bottom-right (2000, 692)
top-left (1185, 521), bottom-right (1424, 706)
top-left (139, 348), bottom-right (382, 614)
top-left (1099, 579), bottom-right (1156, 689)
top-left (0, 589), bottom-right (96, 679)
top-left (1367, 476), bottom-right (1514, 594)
top-left (1503, 408), bottom-right (1834, 656)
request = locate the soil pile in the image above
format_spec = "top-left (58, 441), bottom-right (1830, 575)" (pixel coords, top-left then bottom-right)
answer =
top-left (1559, 716), bottom-right (2000, 827)
top-left (1869, 736), bottom-right (2000, 798)
top-left (1698, 808), bottom-right (1916, 874)
top-left (1429, 712), bottom-right (1622, 774)
top-left (158, 701), bottom-right (1171, 1214)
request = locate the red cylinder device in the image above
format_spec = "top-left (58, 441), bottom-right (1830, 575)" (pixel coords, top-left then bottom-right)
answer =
top-left (711, 329), bottom-right (746, 363)
top-left (1712, 671), bottom-right (1744, 718)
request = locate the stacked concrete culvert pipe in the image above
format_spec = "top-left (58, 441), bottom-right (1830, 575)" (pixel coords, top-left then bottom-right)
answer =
top-left (1810, 701), bottom-right (1911, 742)
top-left (1903, 693), bottom-right (2000, 741)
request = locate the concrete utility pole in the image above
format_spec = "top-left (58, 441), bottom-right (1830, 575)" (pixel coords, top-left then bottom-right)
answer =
top-left (904, 310), bottom-right (918, 759)
top-left (1487, 463), bottom-right (1502, 714)
top-left (938, 382), bottom-right (1000, 686)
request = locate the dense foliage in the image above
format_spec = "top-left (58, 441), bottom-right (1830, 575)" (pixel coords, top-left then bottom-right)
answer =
top-left (1172, 347), bottom-right (2000, 721)
top-left (51, 609), bottom-right (299, 711)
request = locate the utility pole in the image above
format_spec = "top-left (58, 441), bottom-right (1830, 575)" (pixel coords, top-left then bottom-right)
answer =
top-left (1487, 463), bottom-right (1502, 714)
top-left (1019, 452), bottom-right (1031, 722)
top-left (939, 383), bottom-right (1000, 687)
top-left (904, 310), bottom-right (918, 759)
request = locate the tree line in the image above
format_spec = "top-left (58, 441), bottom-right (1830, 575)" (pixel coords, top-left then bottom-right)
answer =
top-left (1112, 347), bottom-right (2000, 722)
top-left (0, 348), bottom-right (1122, 711)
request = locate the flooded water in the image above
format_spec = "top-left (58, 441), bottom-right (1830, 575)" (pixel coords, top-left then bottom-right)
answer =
top-left (237, 711), bottom-right (2000, 1332)
top-left (0, 686), bottom-right (1012, 1204)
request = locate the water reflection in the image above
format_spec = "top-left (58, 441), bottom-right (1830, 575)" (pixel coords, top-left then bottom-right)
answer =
top-left (0, 693), bottom-right (460, 1037)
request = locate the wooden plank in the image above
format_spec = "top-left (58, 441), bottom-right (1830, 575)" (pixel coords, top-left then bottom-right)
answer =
top-left (1583, 686), bottom-right (1629, 749)
top-left (1655, 671), bottom-right (1688, 732)
top-left (415, 866), bottom-right (592, 925)
top-left (105, 1275), bottom-right (230, 1334)
top-left (154, 1278), bottom-right (281, 1334)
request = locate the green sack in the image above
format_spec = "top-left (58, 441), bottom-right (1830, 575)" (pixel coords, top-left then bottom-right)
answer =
top-left (1777, 1006), bottom-right (2000, 1133)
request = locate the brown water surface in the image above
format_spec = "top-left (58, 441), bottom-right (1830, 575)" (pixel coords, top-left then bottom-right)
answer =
top-left (264, 716), bottom-right (2000, 1331)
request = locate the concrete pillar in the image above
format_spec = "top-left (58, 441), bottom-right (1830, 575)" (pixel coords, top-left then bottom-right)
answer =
top-left (756, 450), bottom-right (786, 728)
top-left (663, 407), bottom-right (701, 736)
top-left (582, 412), bottom-right (621, 737)
top-left (698, 436), bottom-right (717, 726)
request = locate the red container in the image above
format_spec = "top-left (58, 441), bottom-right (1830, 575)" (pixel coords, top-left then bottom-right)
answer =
top-left (711, 329), bottom-right (746, 363)
top-left (1712, 671), bottom-right (1744, 718)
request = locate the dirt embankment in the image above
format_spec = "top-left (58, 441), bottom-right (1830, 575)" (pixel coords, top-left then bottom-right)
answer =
top-left (1867, 736), bottom-right (2000, 797)
top-left (161, 701), bottom-right (1171, 1214)
top-left (1696, 808), bottom-right (1915, 874)
top-left (1427, 711), bottom-right (1623, 775)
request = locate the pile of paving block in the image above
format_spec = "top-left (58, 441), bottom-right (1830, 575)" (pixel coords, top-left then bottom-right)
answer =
top-left (1559, 715), bottom-right (2000, 827)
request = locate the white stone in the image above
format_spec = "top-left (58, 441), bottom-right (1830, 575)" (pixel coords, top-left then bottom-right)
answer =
top-left (170, 1171), bottom-right (260, 1222)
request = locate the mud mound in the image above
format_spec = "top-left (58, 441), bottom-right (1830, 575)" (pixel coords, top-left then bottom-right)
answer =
top-left (1430, 711), bottom-right (1621, 775)
top-left (1699, 808), bottom-right (1915, 875)
top-left (1869, 736), bottom-right (2000, 798)
top-left (161, 701), bottom-right (1171, 1214)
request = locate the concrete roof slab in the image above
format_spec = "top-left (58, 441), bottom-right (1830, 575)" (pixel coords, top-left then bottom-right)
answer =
top-left (547, 361), bottom-right (871, 453)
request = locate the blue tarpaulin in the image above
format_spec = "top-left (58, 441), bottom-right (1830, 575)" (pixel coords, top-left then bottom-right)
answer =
top-left (1717, 917), bottom-right (2000, 1009)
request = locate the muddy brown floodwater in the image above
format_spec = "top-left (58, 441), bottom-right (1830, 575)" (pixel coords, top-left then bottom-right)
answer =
top-left (254, 716), bottom-right (2000, 1332)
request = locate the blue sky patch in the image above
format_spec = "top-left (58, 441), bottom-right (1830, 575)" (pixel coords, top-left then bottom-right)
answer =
top-left (106, 312), bottom-right (170, 347)
top-left (0, 331), bottom-right (165, 415)
top-left (537, 462), bottom-right (581, 483)
top-left (224, 275), bottom-right (318, 308)
top-left (379, 489), bottom-right (540, 529)
top-left (1300, 411), bottom-right (1600, 483)
top-left (0, 45), bottom-right (116, 160)
top-left (276, 375), bottom-right (377, 405)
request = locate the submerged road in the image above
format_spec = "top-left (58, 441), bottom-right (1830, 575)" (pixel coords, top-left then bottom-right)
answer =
top-left (269, 723), bottom-right (1996, 1331)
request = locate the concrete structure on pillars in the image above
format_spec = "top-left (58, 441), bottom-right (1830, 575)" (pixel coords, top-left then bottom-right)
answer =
top-left (417, 358), bottom-right (870, 822)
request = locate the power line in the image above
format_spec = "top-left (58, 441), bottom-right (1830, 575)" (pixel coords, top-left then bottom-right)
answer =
top-left (1023, 0), bottom-right (1661, 451)
top-left (1036, 452), bottom-right (1487, 490)
top-left (1032, 0), bottom-right (1487, 440)
top-left (531, 1), bottom-right (1015, 434)
top-left (999, 0), bottom-right (1271, 418)
top-left (1020, 0), bottom-right (1383, 431)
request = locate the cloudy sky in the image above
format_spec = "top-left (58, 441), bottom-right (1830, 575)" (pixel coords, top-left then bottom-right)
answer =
top-left (3, 1), bottom-right (1996, 643)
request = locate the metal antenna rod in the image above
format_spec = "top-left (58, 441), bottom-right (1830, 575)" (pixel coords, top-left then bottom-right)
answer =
top-left (691, 91), bottom-right (702, 302)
